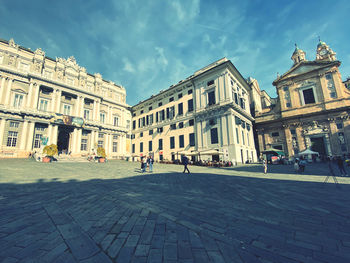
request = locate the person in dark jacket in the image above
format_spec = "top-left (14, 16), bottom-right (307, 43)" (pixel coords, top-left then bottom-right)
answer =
top-left (336, 156), bottom-right (348, 176)
top-left (182, 155), bottom-right (190, 174)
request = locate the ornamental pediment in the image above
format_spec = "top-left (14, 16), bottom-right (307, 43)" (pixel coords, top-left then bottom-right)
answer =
top-left (281, 65), bottom-right (321, 80)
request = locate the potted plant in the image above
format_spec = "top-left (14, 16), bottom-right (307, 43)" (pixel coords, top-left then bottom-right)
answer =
top-left (97, 147), bottom-right (106, 163)
top-left (42, 144), bottom-right (58, 163)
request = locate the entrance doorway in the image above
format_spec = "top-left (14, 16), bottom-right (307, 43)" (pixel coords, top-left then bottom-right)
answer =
top-left (310, 136), bottom-right (326, 155)
top-left (57, 126), bottom-right (74, 153)
top-left (212, 155), bottom-right (219, 162)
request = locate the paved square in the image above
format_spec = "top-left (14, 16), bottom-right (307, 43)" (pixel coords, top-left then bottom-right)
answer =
top-left (1, 159), bottom-right (350, 263)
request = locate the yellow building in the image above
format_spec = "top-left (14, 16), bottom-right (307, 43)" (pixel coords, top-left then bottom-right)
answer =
top-left (0, 39), bottom-right (131, 158)
top-left (255, 41), bottom-right (350, 158)
top-left (131, 58), bottom-right (257, 164)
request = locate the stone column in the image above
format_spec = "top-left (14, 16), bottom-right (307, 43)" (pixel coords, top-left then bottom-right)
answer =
top-left (4, 78), bottom-right (13, 106)
top-left (105, 134), bottom-right (110, 155)
top-left (284, 127), bottom-right (293, 156)
top-left (93, 100), bottom-right (97, 121)
top-left (76, 128), bottom-right (82, 153)
top-left (47, 124), bottom-right (53, 145)
top-left (26, 83), bottom-right (34, 108)
top-left (71, 128), bottom-right (78, 153)
top-left (55, 90), bottom-right (62, 113)
top-left (32, 84), bottom-right (40, 109)
top-left (90, 130), bottom-right (95, 151)
top-left (0, 77), bottom-right (5, 104)
top-left (50, 89), bottom-right (56, 112)
top-left (0, 118), bottom-right (6, 147)
top-left (221, 116), bottom-right (228, 146)
top-left (196, 121), bottom-right (202, 149)
top-left (52, 125), bottom-right (58, 145)
top-left (26, 122), bottom-right (35, 151)
top-left (324, 133), bottom-right (332, 156)
top-left (20, 121), bottom-right (29, 150)
top-left (80, 96), bottom-right (84, 117)
top-left (75, 96), bottom-right (80, 116)
top-left (97, 101), bottom-right (101, 122)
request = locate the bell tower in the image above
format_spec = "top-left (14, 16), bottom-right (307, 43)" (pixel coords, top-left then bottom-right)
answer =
top-left (291, 44), bottom-right (306, 65)
top-left (316, 39), bottom-right (336, 61)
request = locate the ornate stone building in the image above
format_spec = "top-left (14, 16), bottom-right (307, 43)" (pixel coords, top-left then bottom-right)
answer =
top-left (0, 39), bottom-right (131, 158)
top-left (255, 41), bottom-right (350, 158)
top-left (131, 58), bottom-right (257, 164)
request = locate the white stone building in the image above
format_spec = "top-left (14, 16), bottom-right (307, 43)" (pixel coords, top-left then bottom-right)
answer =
top-left (131, 58), bottom-right (257, 164)
top-left (0, 38), bottom-right (131, 158)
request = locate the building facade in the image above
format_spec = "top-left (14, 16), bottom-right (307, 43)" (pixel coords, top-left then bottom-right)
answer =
top-left (0, 39), bottom-right (131, 158)
top-left (131, 58), bottom-right (257, 164)
top-left (255, 41), bottom-right (350, 158)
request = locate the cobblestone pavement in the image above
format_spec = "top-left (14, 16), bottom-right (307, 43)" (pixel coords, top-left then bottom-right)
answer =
top-left (1, 159), bottom-right (350, 263)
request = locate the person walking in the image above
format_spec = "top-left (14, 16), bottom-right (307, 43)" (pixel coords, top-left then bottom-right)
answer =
top-left (182, 155), bottom-right (190, 174)
top-left (299, 157), bottom-right (306, 173)
top-left (336, 156), bottom-right (348, 176)
top-left (142, 157), bottom-right (147, 173)
top-left (148, 156), bottom-right (154, 172)
top-left (294, 158), bottom-right (300, 173)
top-left (263, 158), bottom-right (267, 174)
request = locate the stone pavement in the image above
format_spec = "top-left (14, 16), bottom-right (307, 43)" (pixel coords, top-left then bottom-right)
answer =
top-left (0, 159), bottom-right (350, 263)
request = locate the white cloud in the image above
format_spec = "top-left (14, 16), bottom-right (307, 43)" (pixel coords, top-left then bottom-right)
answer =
top-left (123, 58), bottom-right (135, 73)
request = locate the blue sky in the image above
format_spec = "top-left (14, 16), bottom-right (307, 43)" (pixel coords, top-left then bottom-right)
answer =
top-left (1, 0), bottom-right (349, 105)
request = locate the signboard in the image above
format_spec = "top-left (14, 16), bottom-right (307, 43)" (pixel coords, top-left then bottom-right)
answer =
top-left (271, 156), bottom-right (279, 164)
top-left (159, 151), bottom-right (163, 155)
top-left (50, 113), bottom-right (84, 127)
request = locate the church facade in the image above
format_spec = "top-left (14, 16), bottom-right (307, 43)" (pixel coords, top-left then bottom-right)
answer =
top-left (255, 41), bottom-right (350, 158)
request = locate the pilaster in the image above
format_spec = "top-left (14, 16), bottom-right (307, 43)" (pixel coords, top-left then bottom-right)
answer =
top-left (52, 125), bottom-right (58, 145)
top-left (26, 122), bottom-right (35, 151)
top-left (26, 83), bottom-right (34, 108)
top-left (55, 89), bottom-right (62, 113)
top-left (33, 84), bottom-right (40, 109)
top-left (4, 78), bottom-right (13, 105)
top-left (0, 77), bottom-right (6, 104)
top-left (0, 118), bottom-right (6, 147)
top-left (20, 121), bottom-right (29, 150)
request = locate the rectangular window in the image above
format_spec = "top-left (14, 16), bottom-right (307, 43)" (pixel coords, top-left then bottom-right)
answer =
top-left (156, 112), bottom-right (159, 122)
top-left (133, 120), bottom-right (136, 130)
top-left (271, 132), bottom-right (279, 137)
top-left (178, 122), bottom-right (184, 129)
top-left (169, 106), bottom-right (175, 119)
top-left (7, 131), bottom-right (18, 147)
top-left (303, 88), bottom-right (316, 104)
top-left (242, 131), bottom-right (245, 145)
top-left (98, 140), bottom-right (103, 148)
top-left (39, 99), bottom-right (48, 111)
top-left (149, 141), bottom-right (152, 152)
top-left (140, 110), bottom-right (144, 114)
top-left (131, 134), bottom-right (135, 139)
top-left (178, 103), bottom-right (183, 115)
top-left (132, 144), bottom-right (135, 153)
top-left (100, 113), bottom-right (105, 123)
top-left (10, 121), bottom-right (19, 128)
top-left (166, 107), bottom-right (170, 119)
top-left (84, 109), bottom-right (90, 120)
top-left (169, 97), bottom-right (174, 102)
top-left (240, 98), bottom-right (245, 109)
top-left (170, 136), bottom-right (175, 149)
top-left (209, 119), bottom-right (216, 126)
top-left (149, 106), bottom-right (152, 111)
top-left (290, 129), bottom-right (296, 135)
top-left (236, 128), bottom-right (239, 144)
top-left (113, 134), bottom-right (118, 140)
top-left (188, 99), bottom-right (193, 112)
top-left (188, 89), bottom-right (193, 95)
top-left (13, 94), bottom-right (23, 108)
top-left (170, 124), bottom-right (176, 130)
top-left (113, 142), bottom-right (118, 152)
top-left (210, 128), bottom-right (218, 144)
top-left (337, 123), bottom-right (343, 129)
top-left (149, 114), bottom-right (153, 124)
top-left (81, 139), bottom-right (88, 151)
top-left (189, 133), bottom-right (195, 146)
top-left (138, 118), bottom-right (141, 128)
top-left (140, 132), bottom-right (143, 137)
top-left (34, 134), bottom-right (42, 148)
top-left (158, 102), bottom-right (162, 107)
top-left (247, 132), bottom-right (250, 146)
top-left (63, 104), bottom-right (71, 115)
top-left (149, 129), bottom-right (153, 135)
top-left (142, 117), bottom-right (145, 127)
top-left (178, 93), bottom-right (182, 99)
top-left (208, 91), bottom-right (215, 106)
top-left (140, 142), bottom-right (143, 152)
top-left (160, 110), bottom-right (165, 121)
top-left (179, 135), bottom-right (184, 148)
top-left (113, 116), bottom-right (119, 126)
top-left (234, 93), bottom-right (238, 104)
top-left (98, 133), bottom-right (104, 138)
top-left (126, 120), bottom-right (130, 129)
top-left (157, 127), bottom-right (163, 133)
top-left (159, 139), bottom-right (163, 150)
top-left (146, 115), bottom-right (149, 125)
top-left (189, 119), bottom-right (194, 126)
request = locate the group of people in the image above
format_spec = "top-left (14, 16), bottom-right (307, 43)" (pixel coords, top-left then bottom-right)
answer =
top-left (293, 157), bottom-right (307, 173)
top-left (140, 156), bottom-right (154, 172)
